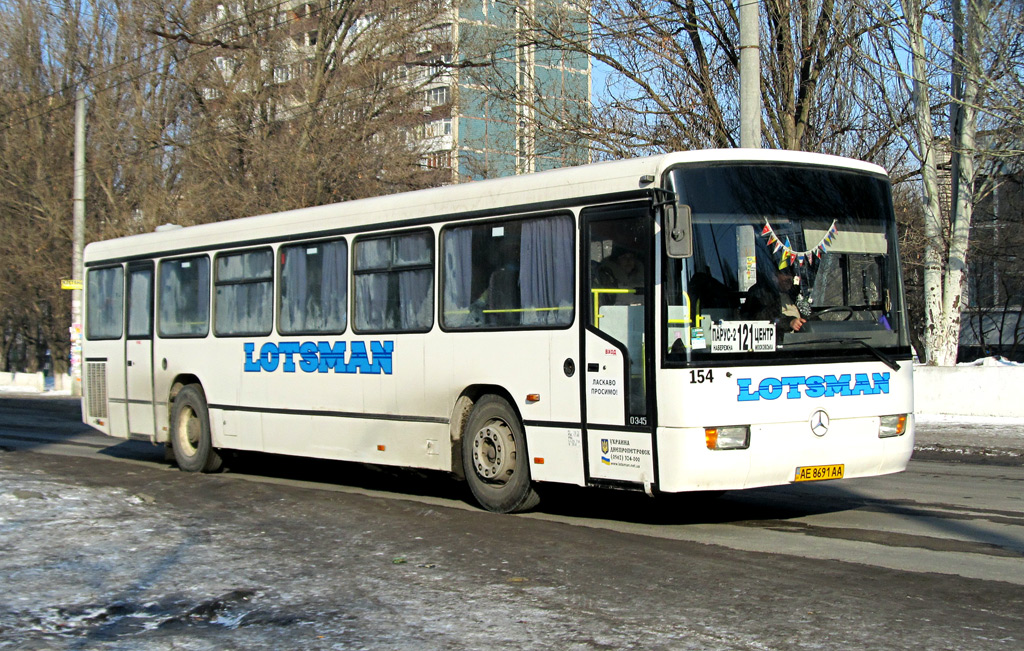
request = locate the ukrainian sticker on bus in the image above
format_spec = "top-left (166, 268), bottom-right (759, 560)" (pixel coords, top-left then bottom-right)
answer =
top-left (794, 464), bottom-right (845, 482)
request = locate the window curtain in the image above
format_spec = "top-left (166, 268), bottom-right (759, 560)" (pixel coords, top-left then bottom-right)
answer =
top-left (321, 241), bottom-right (347, 331)
top-left (193, 260), bottom-right (211, 335)
top-left (395, 232), bottom-right (431, 265)
top-left (399, 270), bottom-right (433, 330)
top-left (126, 270), bottom-right (152, 338)
top-left (281, 247), bottom-right (308, 332)
top-left (158, 266), bottom-right (179, 334)
top-left (395, 234), bottom-right (433, 330)
top-left (355, 273), bottom-right (388, 331)
top-left (520, 217), bottom-right (573, 326)
top-left (442, 228), bottom-right (473, 327)
top-left (221, 283), bottom-right (270, 335)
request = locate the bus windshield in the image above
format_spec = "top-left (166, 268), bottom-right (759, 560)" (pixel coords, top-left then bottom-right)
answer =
top-left (664, 163), bottom-right (911, 365)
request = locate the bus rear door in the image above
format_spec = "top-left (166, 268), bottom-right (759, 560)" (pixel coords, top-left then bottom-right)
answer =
top-left (124, 262), bottom-right (156, 439)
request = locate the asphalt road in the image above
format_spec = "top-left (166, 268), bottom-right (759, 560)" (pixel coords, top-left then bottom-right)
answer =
top-left (1, 394), bottom-right (1022, 650)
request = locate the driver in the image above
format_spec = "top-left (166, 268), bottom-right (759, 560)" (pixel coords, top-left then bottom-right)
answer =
top-left (742, 267), bottom-right (807, 332)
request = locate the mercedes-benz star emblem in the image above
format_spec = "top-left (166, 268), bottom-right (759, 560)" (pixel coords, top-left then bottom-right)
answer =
top-left (809, 410), bottom-right (830, 437)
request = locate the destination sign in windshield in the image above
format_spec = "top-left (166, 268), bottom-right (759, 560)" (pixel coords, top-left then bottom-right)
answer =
top-left (710, 321), bottom-right (776, 353)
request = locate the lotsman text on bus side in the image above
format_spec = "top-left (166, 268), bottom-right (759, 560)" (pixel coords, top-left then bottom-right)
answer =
top-left (243, 341), bottom-right (394, 374)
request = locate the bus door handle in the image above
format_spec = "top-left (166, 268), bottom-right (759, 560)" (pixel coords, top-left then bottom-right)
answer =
top-left (127, 360), bottom-right (134, 367)
top-left (587, 363), bottom-right (599, 373)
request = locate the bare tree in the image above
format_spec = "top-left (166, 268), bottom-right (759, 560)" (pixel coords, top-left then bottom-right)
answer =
top-left (152, 0), bottom-right (452, 223)
top-left (0, 0), bottom-right (454, 373)
top-left (874, 0), bottom-right (1024, 364)
top-left (461, 0), bottom-right (905, 164)
top-left (86, 0), bottom-right (193, 238)
top-left (0, 0), bottom-right (81, 373)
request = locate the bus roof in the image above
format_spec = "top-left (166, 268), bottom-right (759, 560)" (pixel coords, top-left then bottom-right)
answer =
top-left (84, 149), bottom-right (888, 264)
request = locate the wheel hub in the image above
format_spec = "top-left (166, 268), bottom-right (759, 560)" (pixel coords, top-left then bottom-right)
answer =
top-left (471, 421), bottom-right (515, 483)
top-left (178, 406), bottom-right (200, 453)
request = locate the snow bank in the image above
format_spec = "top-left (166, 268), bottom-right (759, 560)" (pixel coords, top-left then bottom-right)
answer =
top-left (0, 372), bottom-right (71, 393)
top-left (0, 372), bottom-right (45, 391)
top-left (914, 360), bottom-right (1024, 418)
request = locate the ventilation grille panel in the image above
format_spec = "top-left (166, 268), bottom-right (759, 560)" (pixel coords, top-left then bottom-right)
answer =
top-left (86, 361), bottom-right (108, 419)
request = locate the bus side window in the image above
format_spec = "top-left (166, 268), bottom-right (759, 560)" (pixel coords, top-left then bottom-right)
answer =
top-left (441, 214), bottom-right (574, 330)
top-left (86, 266), bottom-right (124, 340)
top-left (353, 230), bottom-right (434, 333)
top-left (159, 256), bottom-right (211, 338)
top-left (214, 248), bottom-right (273, 337)
top-left (279, 239), bottom-right (348, 334)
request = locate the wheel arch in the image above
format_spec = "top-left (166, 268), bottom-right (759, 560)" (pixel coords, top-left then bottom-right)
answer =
top-left (448, 384), bottom-right (523, 480)
top-left (168, 374), bottom-right (204, 406)
top-left (168, 378), bottom-right (222, 473)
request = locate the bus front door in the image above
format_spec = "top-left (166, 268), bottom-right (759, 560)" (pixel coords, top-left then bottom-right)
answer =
top-left (581, 204), bottom-right (656, 488)
top-left (124, 263), bottom-right (156, 440)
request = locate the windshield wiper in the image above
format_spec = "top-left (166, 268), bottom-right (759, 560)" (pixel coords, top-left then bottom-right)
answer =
top-left (783, 337), bottom-right (901, 372)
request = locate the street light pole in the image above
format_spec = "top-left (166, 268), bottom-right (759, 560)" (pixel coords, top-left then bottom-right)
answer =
top-left (71, 87), bottom-right (86, 396)
top-left (739, 0), bottom-right (761, 149)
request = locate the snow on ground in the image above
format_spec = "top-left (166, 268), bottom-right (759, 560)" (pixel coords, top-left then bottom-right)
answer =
top-left (914, 416), bottom-right (1023, 461)
top-left (955, 356), bottom-right (1022, 366)
top-left (0, 385), bottom-right (71, 396)
top-left (0, 454), bottom-right (756, 651)
top-left (0, 379), bottom-right (1021, 647)
top-left (911, 359), bottom-right (1024, 457)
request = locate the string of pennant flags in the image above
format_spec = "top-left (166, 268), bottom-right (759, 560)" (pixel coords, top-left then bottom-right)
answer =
top-left (761, 219), bottom-right (839, 269)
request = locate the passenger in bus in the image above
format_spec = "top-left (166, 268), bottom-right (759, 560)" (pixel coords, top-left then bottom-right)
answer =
top-left (484, 266), bottom-right (520, 325)
top-left (742, 267), bottom-right (807, 332)
top-left (596, 247), bottom-right (643, 304)
top-left (471, 247), bottom-right (520, 326)
top-left (686, 268), bottom-right (733, 322)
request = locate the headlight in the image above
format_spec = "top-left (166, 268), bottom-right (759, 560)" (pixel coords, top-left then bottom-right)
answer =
top-left (879, 414), bottom-right (908, 438)
top-left (705, 426), bottom-right (750, 450)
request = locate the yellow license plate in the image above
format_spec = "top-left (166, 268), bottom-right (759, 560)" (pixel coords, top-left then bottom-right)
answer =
top-left (794, 464), bottom-right (845, 482)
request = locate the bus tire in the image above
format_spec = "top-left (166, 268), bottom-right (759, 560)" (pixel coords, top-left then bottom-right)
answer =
top-left (462, 395), bottom-right (539, 513)
top-left (170, 384), bottom-right (223, 473)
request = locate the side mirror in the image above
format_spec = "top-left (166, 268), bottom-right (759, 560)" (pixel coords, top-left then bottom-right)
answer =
top-left (665, 203), bottom-right (693, 258)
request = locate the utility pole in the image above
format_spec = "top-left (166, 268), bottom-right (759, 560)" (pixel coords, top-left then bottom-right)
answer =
top-left (515, 0), bottom-right (536, 175)
top-left (71, 87), bottom-right (86, 396)
top-left (739, 0), bottom-right (761, 148)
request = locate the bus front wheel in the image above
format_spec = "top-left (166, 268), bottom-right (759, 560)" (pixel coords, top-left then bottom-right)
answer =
top-left (170, 384), bottom-right (223, 473)
top-left (462, 395), bottom-right (539, 513)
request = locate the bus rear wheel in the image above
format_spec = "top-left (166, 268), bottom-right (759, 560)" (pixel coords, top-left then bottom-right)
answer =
top-left (171, 384), bottom-right (223, 473)
top-left (462, 395), bottom-right (539, 513)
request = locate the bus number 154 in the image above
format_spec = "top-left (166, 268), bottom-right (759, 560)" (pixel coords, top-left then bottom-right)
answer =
top-left (689, 369), bottom-right (714, 384)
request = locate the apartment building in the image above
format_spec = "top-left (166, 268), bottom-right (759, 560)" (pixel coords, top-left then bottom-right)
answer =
top-left (201, 0), bottom-right (591, 182)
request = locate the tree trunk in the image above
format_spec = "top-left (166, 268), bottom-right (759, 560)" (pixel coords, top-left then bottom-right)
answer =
top-left (902, 0), bottom-right (949, 364)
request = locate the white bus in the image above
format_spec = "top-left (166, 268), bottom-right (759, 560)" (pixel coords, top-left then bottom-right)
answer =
top-left (81, 149), bottom-right (914, 513)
